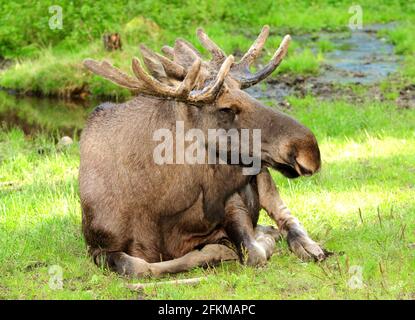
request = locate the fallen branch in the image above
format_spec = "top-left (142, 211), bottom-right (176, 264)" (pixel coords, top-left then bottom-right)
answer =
top-left (127, 277), bottom-right (207, 291)
top-left (0, 181), bottom-right (16, 187)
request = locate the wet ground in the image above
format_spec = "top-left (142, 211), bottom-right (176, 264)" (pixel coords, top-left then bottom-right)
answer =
top-left (319, 23), bottom-right (399, 84)
top-left (246, 23), bottom-right (401, 103)
top-left (0, 23), bottom-right (410, 135)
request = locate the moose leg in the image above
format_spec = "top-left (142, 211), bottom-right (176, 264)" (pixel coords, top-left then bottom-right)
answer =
top-left (224, 193), bottom-right (276, 266)
top-left (254, 224), bottom-right (281, 258)
top-left (96, 244), bottom-right (237, 278)
top-left (256, 168), bottom-right (326, 261)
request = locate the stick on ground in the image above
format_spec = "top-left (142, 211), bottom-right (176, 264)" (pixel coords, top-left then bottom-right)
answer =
top-left (127, 277), bottom-right (208, 291)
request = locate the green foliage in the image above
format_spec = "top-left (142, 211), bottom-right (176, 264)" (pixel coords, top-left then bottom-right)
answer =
top-left (317, 39), bottom-right (336, 53)
top-left (1, 0), bottom-right (413, 58)
top-left (381, 23), bottom-right (415, 80)
top-left (1, 0), bottom-right (414, 97)
top-left (279, 49), bottom-right (322, 75)
top-left (384, 24), bottom-right (415, 55)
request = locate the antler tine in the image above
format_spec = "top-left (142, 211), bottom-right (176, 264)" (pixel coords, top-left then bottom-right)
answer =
top-left (83, 59), bottom-right (143, 90)
top-left (175, 58), bottom-right (202, 98)
top-left (132, 57), bottom-right (178, 96)
top-left (189, 55), bottom-right (234, 102)
top-left (132, 56), bottom-right (203, 99)
top-left (196, 28), bottom-right (226, 66)
top-left (232, 34), bottom-right (291, 89)
top-left (161, 45), bottom-right (174, 59)
top-left (235, 25), bottom-right (270, 68)
top-left (140, 44), bottom-right (186, 80)
top-left (176, 38), bottom-right (202, 58)
top-left (174, 38), bottom-right (201, 69)
top-left (139, 45), bottom-right (169, 81)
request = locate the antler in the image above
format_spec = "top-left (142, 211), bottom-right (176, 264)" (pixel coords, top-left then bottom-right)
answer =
top-left (196, 28), bottom-right (226, 68)
top-left (197, 25), bottom-right (291, 89)
top-left (232, 30), bottom-right (291, 89)
top-left (84, 51), bottom-right (234, 103)
top-left (83, 26), bottom-right (289, 101)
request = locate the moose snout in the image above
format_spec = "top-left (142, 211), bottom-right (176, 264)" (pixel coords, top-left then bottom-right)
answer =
top-left (294, 148), bottom-right (321, 177)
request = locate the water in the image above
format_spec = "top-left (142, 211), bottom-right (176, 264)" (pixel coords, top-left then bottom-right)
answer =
top-left (0, 90), bottom-right (95, 136)
top-left (320, 24), bottom-right (399, 84)
top-left (246, 23), bottom-right (400, 101)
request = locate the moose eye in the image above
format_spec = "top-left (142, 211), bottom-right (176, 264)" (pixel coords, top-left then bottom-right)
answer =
top-left (218, 107), bottom-right (237, 122)
top-left (219, 107), bottom-right (235, 115)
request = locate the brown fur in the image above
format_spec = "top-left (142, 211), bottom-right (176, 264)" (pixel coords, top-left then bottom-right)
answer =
top-left (80, 26), bottom-right (326, 276)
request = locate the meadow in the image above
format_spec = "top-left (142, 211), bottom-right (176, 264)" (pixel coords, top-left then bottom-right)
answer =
top-left (1, 96), bottom-right (414, 299)
top-left (0, 0), bottom-right (415, 300)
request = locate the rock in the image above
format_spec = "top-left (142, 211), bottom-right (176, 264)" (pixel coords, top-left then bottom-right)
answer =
top-left (57, 136), bottom-right (73, 150)
top-left (123, 16), bottom-right (161, 42)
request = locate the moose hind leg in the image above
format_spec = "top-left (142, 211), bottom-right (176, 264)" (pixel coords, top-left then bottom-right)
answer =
top-left (93, 245), bottom-right (237, 278)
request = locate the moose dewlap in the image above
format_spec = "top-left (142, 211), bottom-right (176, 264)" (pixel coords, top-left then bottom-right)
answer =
top-left (80, 25), bottom-right (326, 277)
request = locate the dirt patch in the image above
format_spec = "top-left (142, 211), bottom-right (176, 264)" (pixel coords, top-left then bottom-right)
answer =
top-left (0, 56), bottom-right (13, 71)
top-left (247, 74), bottom-right (359, 105)
top-left (397, 84), bottom-right (415, 109)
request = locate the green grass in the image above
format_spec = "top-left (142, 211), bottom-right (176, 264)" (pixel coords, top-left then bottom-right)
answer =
top-left (1, 0), bottom-right (415, 98)
top-left (381, 23), bottom-right (415, 81)
top-left (278, 49), bottom-right (322, 76)
top-left (1, 97), bottom-right (414, 299)
top-left (1, 0), bottom-right (415, 300)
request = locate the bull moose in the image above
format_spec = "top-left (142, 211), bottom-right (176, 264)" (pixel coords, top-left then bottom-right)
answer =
top-left (80, 26), bottom-right (326, 277)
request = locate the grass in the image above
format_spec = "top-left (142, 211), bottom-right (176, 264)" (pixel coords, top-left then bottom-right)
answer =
top-left (1, 0), bottom-right (415, 98)
top-left (1, 97), bottom-right (414, 299)
top-left (1, 0), bottom-right (415, 300)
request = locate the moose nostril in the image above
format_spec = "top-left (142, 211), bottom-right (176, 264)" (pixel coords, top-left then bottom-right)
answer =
top-left (294, 159), bottom-right (315, 176)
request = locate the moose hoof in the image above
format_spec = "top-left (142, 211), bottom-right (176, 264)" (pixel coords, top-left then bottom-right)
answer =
top-left (255, 233), bottom-right (276, 259)
top-left (255, 225), bottom-right (282, 241)
top-left (287, 227), bottom-right (326, 262)
top-left (107, 252), bottom-right (151, 277)
top-left (245, 242), bottom-right (268, 266)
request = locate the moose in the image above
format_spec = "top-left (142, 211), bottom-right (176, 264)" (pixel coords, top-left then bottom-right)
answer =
top-left (80, 26), bottom-right (326, 277)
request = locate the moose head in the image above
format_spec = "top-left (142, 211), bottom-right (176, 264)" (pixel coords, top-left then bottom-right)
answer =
top-left (84, 25), bottom-right (321, 178)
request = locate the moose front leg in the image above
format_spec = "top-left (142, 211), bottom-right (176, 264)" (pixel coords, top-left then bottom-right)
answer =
top-left (224, 193), bottom-right (276, 266)
top-left (257, 168), bottom-right (326, 261)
